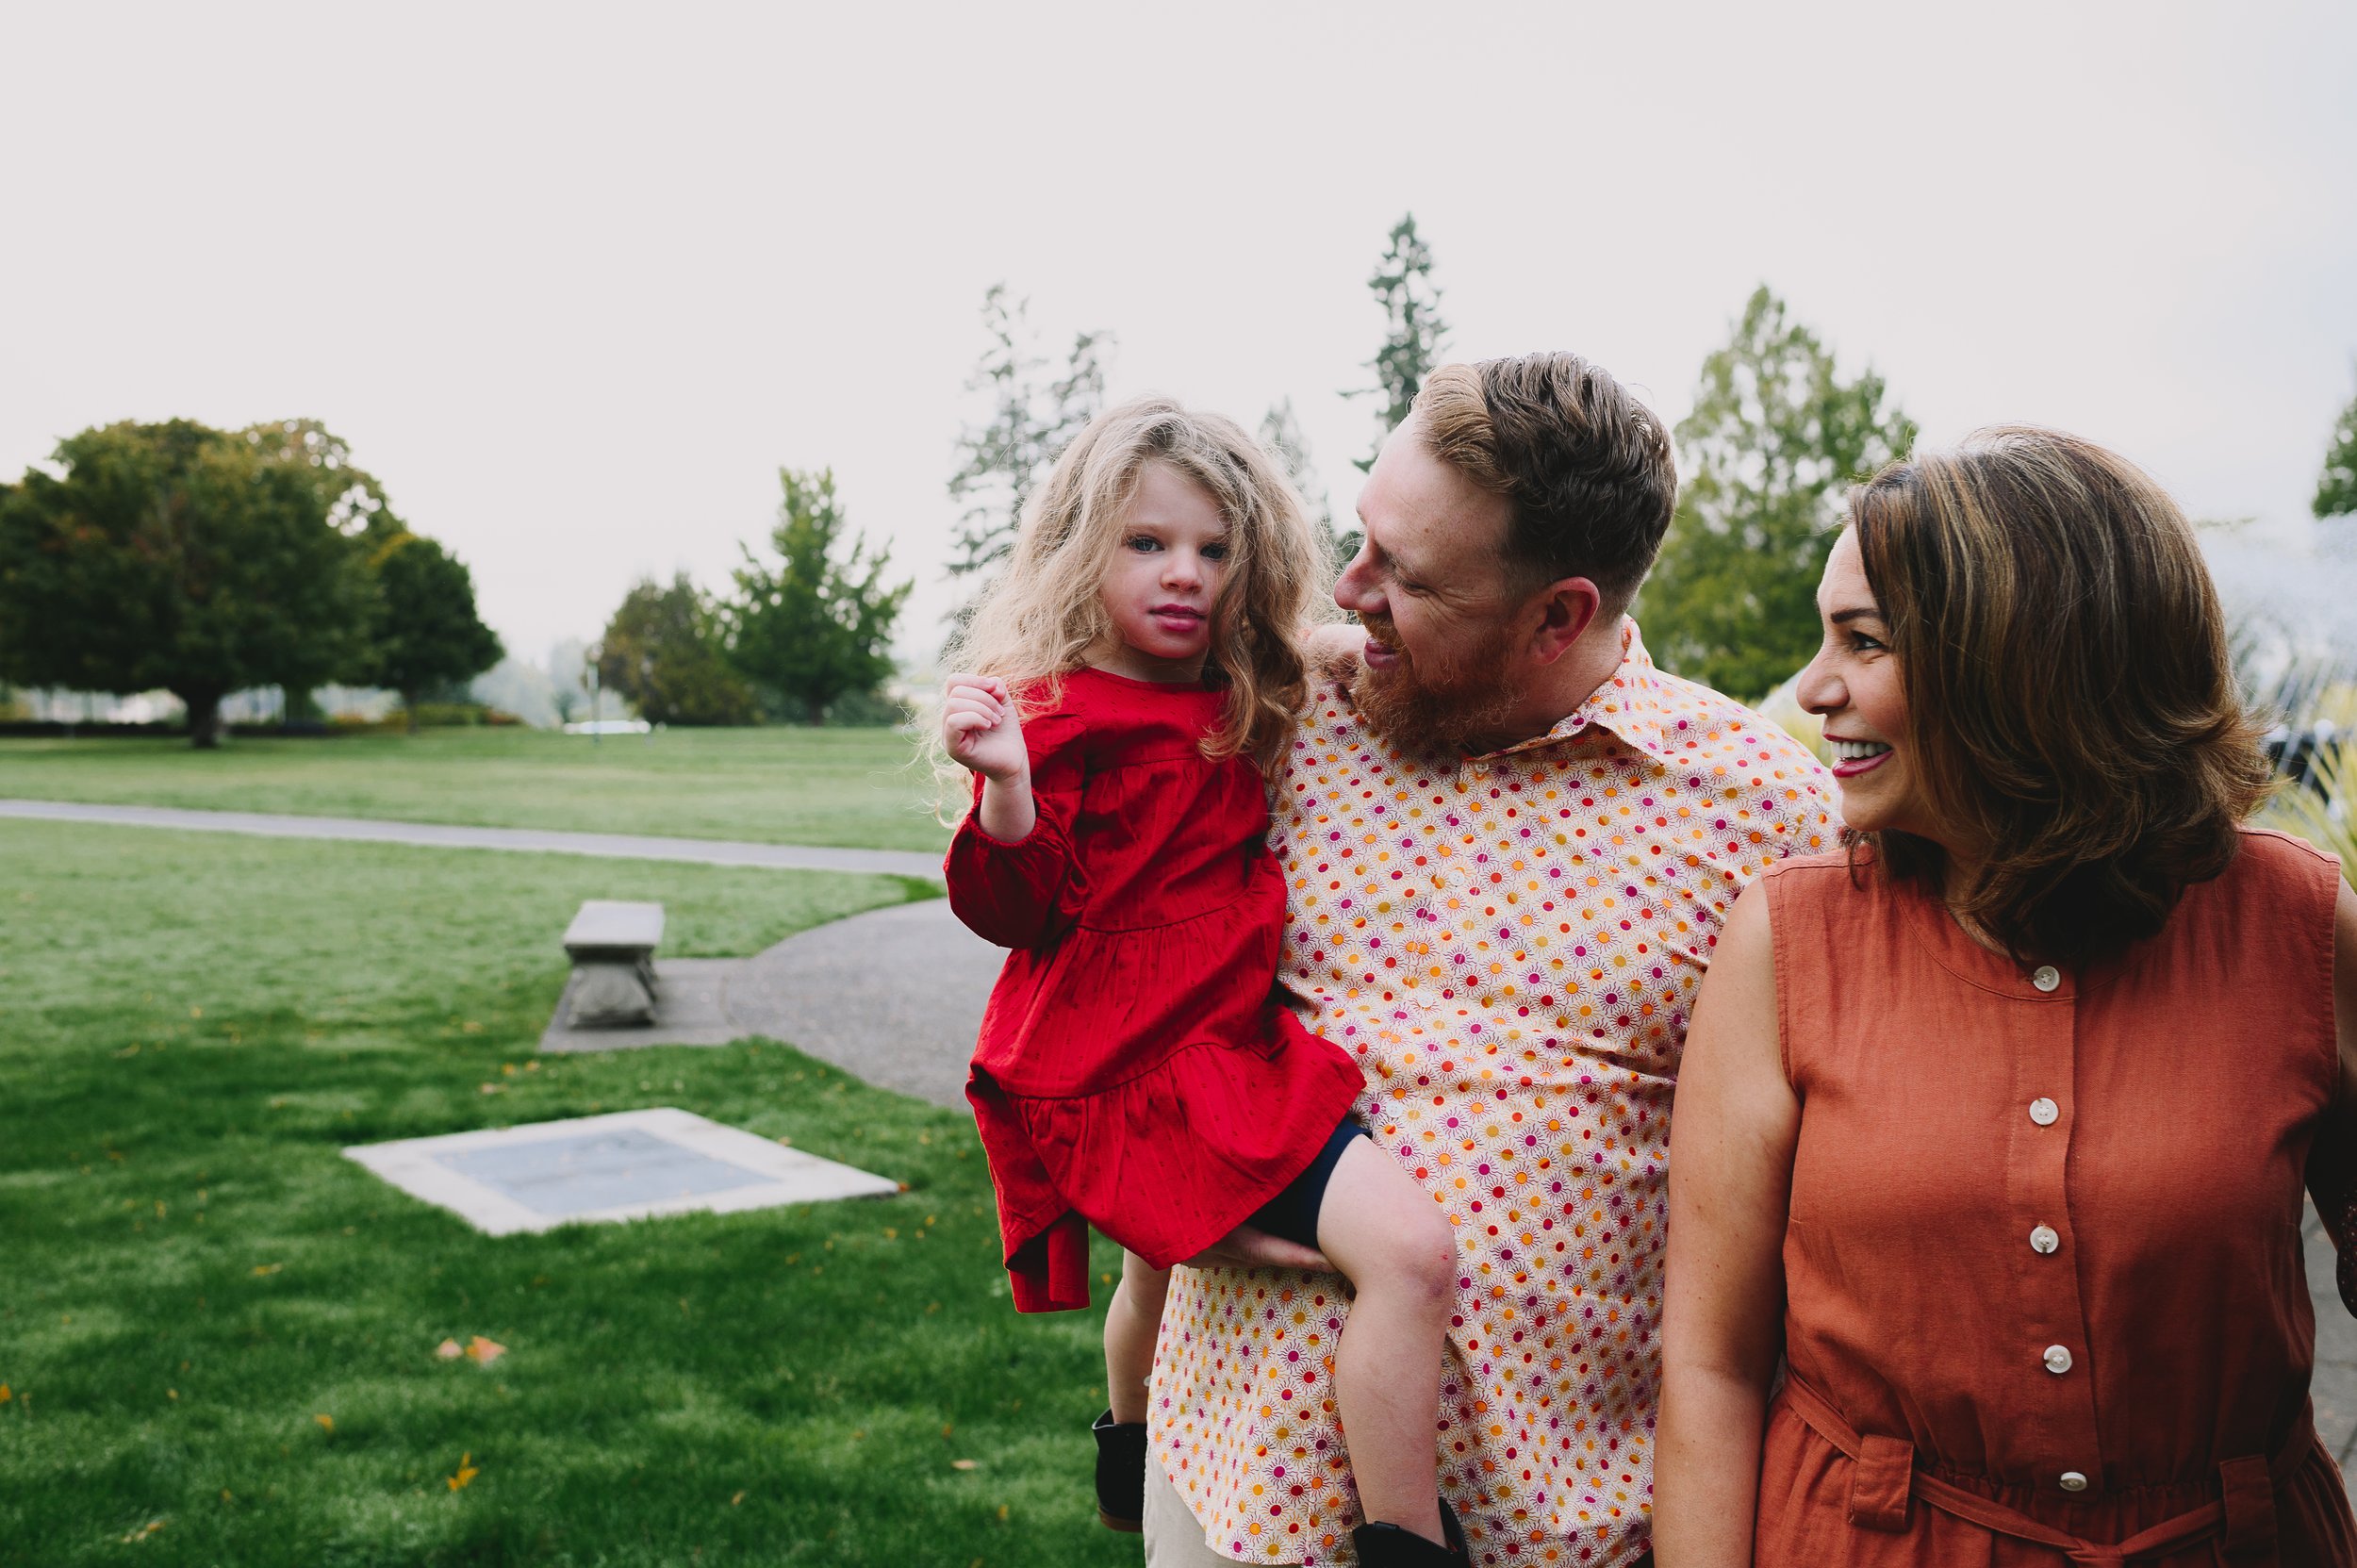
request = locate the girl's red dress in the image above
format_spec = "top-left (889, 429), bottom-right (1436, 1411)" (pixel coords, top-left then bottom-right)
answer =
top-left (946, 667), bottom-right (1364, 1312)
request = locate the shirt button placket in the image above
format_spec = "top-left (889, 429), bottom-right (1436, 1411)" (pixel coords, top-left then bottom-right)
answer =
top-left (2019, 962), bottom-right (2097, 1477)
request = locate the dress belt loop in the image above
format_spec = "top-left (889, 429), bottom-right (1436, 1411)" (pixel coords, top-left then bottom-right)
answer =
top-left (2217, 1455), bottom-right (2278, 1558)
top-left (1848, 1433), bottom-right (1915, 1532)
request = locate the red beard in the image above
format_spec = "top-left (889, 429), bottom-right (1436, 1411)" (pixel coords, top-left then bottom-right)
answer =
top-left (1346, 613), bottom-right (1522, 758)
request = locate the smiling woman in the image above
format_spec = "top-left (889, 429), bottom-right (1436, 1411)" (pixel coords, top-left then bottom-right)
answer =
top-left (1657, 427), bottom-right (2357, 1568)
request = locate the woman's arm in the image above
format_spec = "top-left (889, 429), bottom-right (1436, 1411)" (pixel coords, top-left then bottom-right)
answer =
top-left (2311, 882), bottom-right (2357, 1274)
top-left (1655, 881), bottom-right (1801, 1568)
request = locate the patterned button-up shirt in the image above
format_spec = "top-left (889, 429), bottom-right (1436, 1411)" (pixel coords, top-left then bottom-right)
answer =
top-left (1149, 621), bottom-right (1838, 1566)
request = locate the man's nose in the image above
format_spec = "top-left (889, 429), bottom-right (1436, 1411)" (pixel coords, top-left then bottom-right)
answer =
top-left (1333, 547), bottom-right (1378, 615)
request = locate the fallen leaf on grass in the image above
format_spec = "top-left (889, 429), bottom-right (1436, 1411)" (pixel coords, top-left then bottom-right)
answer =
top-left (122, 1519), bottom-right (166, 1543)
top-left (465, 1336), bottom-right (506, 1366)
top-left (951, 1459), bottom-right (979, 1471)
top-left (448, 1452), bottom-right (479, 1491)
top-left (731, 1491), bottom-right (746, 1506)
top-left (435, 1339), bottom-right (465, 1361)
top-left (251, 1263), bottom-right (282, 1277)
top-left (478, 1082), bottom-right (505, 1096)
top-left (0, 1384), bottom-right (10, 1403)
top-left (314, 1413), bottom-right (334, 1433)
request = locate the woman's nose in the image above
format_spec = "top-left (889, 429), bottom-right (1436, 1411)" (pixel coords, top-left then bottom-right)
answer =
top-left (1795, 647), bottom-right (1841, 716)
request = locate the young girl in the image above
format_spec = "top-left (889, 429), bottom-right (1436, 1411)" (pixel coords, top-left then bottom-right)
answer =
top-left (935, 395), bottom-right (1467, 1565)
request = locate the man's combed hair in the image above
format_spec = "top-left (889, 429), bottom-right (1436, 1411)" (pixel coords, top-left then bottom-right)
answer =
top-left (1849, 426), bottom-right (2273, 969)
top-left (929, 395), bottom-right (1329, 818)
top-left (1415, 354), bottom-right (1678, 609)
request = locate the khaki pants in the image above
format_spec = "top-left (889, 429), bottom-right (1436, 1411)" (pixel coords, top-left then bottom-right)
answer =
top-left (1142, 1451), bottom-right (1242, 1566)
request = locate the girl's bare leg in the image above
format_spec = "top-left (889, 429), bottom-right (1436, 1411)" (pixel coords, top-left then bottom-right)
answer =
top-left (1315, 1138), bottom-right (1459, 1544)
top-left (1104, 1247), bottom-right (1172, 1424)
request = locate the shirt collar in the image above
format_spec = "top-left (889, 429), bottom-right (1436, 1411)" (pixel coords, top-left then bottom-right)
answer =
top-left (1474, 617), bottom-right (1685, 769)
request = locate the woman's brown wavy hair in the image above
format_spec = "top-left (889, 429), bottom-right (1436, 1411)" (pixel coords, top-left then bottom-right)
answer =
top-left (1846, 426), bottom-right (2272, 969)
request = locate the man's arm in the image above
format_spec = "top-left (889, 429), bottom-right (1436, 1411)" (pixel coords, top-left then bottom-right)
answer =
top-left (1655, 882), bottom-right (1796, 1568)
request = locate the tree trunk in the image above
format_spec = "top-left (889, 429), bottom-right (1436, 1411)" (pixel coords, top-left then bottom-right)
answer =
top-left (183, 691), bottom-right (223, 749)
top-left (404, 687), bottom-right (421, 735)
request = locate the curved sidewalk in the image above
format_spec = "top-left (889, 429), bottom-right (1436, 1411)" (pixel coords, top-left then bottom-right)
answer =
top-left (0, 798), bottom-right (944, 881)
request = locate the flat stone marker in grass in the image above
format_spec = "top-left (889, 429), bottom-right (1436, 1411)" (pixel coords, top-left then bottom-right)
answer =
top-left (343, 1107), bottom-right (898, 1235)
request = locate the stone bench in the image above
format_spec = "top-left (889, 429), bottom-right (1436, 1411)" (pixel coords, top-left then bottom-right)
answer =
top-left (562, 900), bottom-right (666, 1027)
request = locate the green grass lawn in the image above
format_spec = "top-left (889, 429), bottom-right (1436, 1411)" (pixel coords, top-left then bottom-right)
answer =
top-left (0, 728), bottom-right (951, 853)
top-left (0, 821), bottom-right (1128, 1567)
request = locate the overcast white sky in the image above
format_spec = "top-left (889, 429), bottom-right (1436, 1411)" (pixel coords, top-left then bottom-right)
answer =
top-left (5, 1), bottom-right (2353, 669)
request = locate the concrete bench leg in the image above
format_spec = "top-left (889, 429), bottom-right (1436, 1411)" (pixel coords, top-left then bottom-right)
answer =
top-left (567, 960), bottom-right (659, 1028)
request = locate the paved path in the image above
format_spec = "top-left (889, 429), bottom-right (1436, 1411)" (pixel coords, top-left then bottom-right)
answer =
top-left (541, 900), bottom-right (997, 1112)
top-left (0, 798), bottom-right (944, 881)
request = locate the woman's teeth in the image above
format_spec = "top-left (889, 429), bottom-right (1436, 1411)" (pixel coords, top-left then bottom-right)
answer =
top-left (1832, 739), bottom-right (1892, 762)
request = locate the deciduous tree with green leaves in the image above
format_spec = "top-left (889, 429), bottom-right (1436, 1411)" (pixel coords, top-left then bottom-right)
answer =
top-left (1348, 213), bottom-right (1448, 471)
top-left (946, 285), bottom-right (1112, 582)
top-left (728, 467), bottom-right (910, 724)
top-left (0, 419), bottom-right (373, 746)
top-left (1636, 286), bottom-right (1917, 701)
top-left (596, 574), bottom-right (757, 727)
top-left (2316, 378), bottom-right (2357, 520)
top-left (362, 531), bottom-right (504, 732)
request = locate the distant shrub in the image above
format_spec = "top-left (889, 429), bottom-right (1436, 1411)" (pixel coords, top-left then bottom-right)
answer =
top-left (408, 702), bottom-right (524, 728)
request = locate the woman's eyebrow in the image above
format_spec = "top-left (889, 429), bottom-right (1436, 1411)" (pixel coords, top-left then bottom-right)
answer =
top-left (1828, 606), bottom-right (1884, 625)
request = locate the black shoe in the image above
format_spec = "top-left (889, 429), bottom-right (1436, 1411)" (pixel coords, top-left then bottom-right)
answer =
top-left (1351, 1495), bottom-right (1469, 1566)
top-left (1092, 1409), bottom-right (1147, 1532)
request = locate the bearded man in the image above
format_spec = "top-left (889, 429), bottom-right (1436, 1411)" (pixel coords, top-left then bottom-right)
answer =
top-left (1138, 353), bottom-right (1838, 1567)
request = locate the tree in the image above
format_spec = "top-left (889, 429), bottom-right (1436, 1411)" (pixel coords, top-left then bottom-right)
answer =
top-left (239, 418), bottom-right (397, 719)
top-left (0, 419), bottom-right (373, 746)
top-left (727, 467), bottom-right (910, 724)
top-left (2316, 379), bottom-right (2357, 520)
top-left (1261, 398), bottom-right (1353, 567)
top-left (1347, 213), bottom-right (1448, 471)
top-left (363, 531), bottom-right (504, 732)
top-left (1635, 286), bottom-right (1918, 701)
top-left (596, 574), bottom-right (757, 726)
top-left (946, 285), bottom-right (1112, 581)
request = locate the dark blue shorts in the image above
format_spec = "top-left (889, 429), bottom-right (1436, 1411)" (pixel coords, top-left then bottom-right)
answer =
top-left (1244, 1116), bottom-right (1368, 1249)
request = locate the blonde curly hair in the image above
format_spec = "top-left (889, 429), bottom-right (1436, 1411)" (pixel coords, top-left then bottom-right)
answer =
top-left (930, 394), bottom-right (1330, 816)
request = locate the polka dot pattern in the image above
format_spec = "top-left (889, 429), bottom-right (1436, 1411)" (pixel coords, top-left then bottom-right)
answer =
top-left (1149, 625), bottom-right (1838, 1566)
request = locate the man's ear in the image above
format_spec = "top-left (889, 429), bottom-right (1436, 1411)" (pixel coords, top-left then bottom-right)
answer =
top-left (1528, 577), bottom-right (1604, 666)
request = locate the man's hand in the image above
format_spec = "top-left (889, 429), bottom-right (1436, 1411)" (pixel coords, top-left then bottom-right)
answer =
top-left (1181, 1223), bottom-right (1333, 1273)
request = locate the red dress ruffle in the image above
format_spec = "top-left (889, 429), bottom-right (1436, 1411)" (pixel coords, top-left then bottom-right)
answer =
top-left (947, 668), bottom-right (1365, 1312)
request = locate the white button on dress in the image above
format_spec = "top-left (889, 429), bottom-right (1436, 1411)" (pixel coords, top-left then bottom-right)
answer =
top-left (2029, 1098), bottom-right (2060, 1126)
top-left (2030, 1225), bottom-right (2060, 1254)
top-left (2033, 965), bottom-right (2061, 991)
top-left (2059, 1471), bottom-right (2089, 1493)
top-left (2044, 1345), bottom-right (2073, 1375)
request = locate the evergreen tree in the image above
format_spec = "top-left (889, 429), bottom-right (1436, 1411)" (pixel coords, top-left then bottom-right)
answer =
top-left (1260, 398), bottom-right (1351, 566)
top-left (2316, 379), bottom-right (2357, 520)
top-left (1636, 286), bottom-right (1917, 701)
top-left (946, 285), bottom-right (1112, 581)
top-left (1347, 213), bottom-right (1448, 470)
top-left (728, 467), bottom-right (911, 723)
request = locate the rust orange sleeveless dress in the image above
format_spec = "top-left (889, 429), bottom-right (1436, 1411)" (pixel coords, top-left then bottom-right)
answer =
top-left (1754, 830), bottom-right (2357, 1566)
